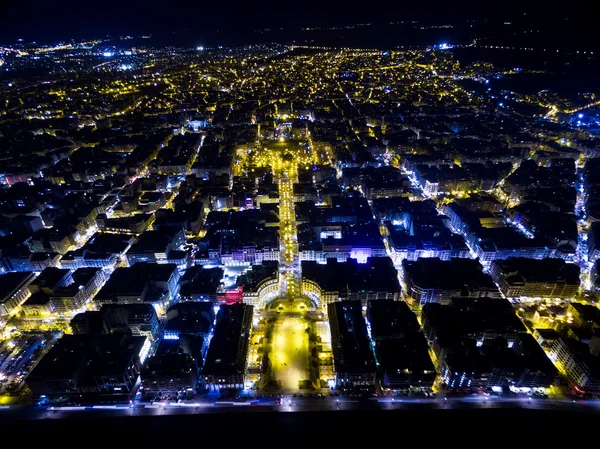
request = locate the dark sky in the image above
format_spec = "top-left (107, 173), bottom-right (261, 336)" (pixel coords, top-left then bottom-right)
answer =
top-left (0, 1), bottom-right (591, 44)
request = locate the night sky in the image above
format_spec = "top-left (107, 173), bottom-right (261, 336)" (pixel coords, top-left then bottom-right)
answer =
top-left (0, 1), bottom-right (594, 45)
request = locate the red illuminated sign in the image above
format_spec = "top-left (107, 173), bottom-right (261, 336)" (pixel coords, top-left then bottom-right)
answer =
top-left (218, 286), bottom-right (244, 304)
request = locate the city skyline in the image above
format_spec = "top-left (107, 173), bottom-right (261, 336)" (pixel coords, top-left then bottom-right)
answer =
top-left (1, 3), bottom-right (597, 47)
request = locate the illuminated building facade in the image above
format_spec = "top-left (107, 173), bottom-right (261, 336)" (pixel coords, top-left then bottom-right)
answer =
top-left (0, 271), bottom-right (35, 316)
top-left (22, 267), bottom-right (105, 317)
top-left (402, 258), bottom-right (500, 306)
top-left (549, 337), bottom-right (600, 394)
top-left (489, 258), bottom-right (580, 299)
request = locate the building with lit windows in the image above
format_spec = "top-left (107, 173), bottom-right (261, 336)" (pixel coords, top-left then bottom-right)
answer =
top-left (0, 249), bottom-right (60, 272)
top-left (0, 271), bottom-right (35, 316)
top-left (59, 232), bottom-right (134, 269)
top-left (126, 228), bottom-right (185, 266)
top-left (402, 258), bottom-right (500, 306)
top-left (164, 301), bottom-right (215, 339)
top-left (302, 257), bottom-right (400, 305)
top-left (71, 303), bottom-right (161, 341)
top-left (96, 213), bottom-right (155, 234)
top-left (489, 257), bottom-right (580, 299)
top-left (367, 300), bottom-right (435, 390)
top-left (301, 277), bottom-right (338, 305)
top-left (412, 163), bottom-right (509, 197)
top-left (566, 303), bottom-right (600, 328)
top-left (179, 266), bottom-right (224, 302)
top-left (203, 304), bottom-right (252, 390)
top-left (299, 235), bottom-right (387, 264)
top-left (203, 210), bottom-right (280, 266)
top-left (549, 337), bottom-right (600, 394)
top-left (101, 303), bottom-right (161, 340)
top-left (442, 203), bottom-right (560, 262)
top-left (22, 267), bottom-right (105, 317)
top-left (328, 301), bottom-right (376, 389)
top-left (141, 352), bottom-right (199, 395)
top-left (387, 230), bottom-right (470, 263)
top-left (243, 277), bottom-right (279, 307)
top-left (422, 298), bottom-right (556, 391)
top-left (202, 262), bottom-right (280, 307)
top-left (587, 222), bottom-right (600, 264)
top-left (94, 263), bottom-right (180, 309)
top-left (65, 251), bottom-right (120, 269)
top-left (28, 227), bottom-right (78, 255)
top-left (26, 334), bottom-right (149, 401)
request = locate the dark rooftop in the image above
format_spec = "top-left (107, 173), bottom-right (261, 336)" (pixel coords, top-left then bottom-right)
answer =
top-left (492, 257), bottom-right (580, 285)
top-left (366, 300), bottom-right (420, 340)
top-left (180, 266), bottom-right (224, 297)
top-left (95, 263), bottom-right (178, 303)
top-left (328, 301), bottom-right (376, 374)
top-left (0, 271), bottom-right (34, 303)
top-left (422, 297), bottom-right (526, 338)
top-left (203, 304), bottom-right (252, 377)
top-left (402, 258), bottom-right (497, 292)
top-left (166, 301), bottom-right (215, 335)
top-left (27, 334), bottom-right (146, 385)
top-left (303, 257), bottom-right (400, 294)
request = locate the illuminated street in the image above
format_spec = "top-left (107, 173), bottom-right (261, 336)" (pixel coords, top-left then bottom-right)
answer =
top-left (278, 174), bottom-right (300, 298)
top-left (244, 133), bottom-right (327, 393)
top-left (4, 394), bottom-right (600, 420)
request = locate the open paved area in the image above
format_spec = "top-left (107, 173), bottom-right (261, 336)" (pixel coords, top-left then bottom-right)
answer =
top-left (271, 317), bottom-right (309, 390)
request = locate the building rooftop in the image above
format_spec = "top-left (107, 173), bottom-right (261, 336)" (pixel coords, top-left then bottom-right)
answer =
top-left (375, 334), bottom-right (435, 381)
top-left (30, 252), bottom-right (60, 262)
top-left (70, 310), bottom-right (106, 335)
top-left (535, 328), bottom-right (561, 341)
top-left (29, 267), bottom-right (71, 291)
top-left (51, 267), bottom-right (101, 297)
top-left (492, 257), bottom-right (580, 285)
top-left (557, 337), bottom-right (600, 378)
top-left (568, 303), bottom-right (600, 326)
top-left (27, 334), bottom-right (146, 386)
top-left (328, 301), bottom-right (376, 374)
top-left (303, 257), bottom-right (400, 294)
top-left (437, 333), bottom-right (556, 383)
top-left (477, 228), bottom-right (555, 251)
top-left (95, 262), bottom-right (178, 303)
top-left (0, 271), bottom-right (34, 304)
top-left (180, 266), bottom-right (224, 297)
top-left (166, 301), bottom-right (215, 335)
top-left (142, 352), bottom-right (196, 379)
top-left (98, 213), bottom-right (154, 231)
top-left (127, 228), bottom-right (183, 256)
top-left (402, 258), bottom-right (497, 292)
top-left (204, 209), bottom-right (279, 252)
top-left (366, 300), bottom-right (420, 340)
top-left (235, 262), bottom-right (279, 292)
top-left (422, 297), bottom-right (526, 342)
top-left (82, 232), bottom-right (134, 254)
top-left (203, 304), bottom-right (252, 377)
top-left (100, 303), bottom-right (158, 321)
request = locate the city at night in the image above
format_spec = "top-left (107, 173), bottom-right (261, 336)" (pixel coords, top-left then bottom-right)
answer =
top-left (1, 1), bottom-right (600, 440)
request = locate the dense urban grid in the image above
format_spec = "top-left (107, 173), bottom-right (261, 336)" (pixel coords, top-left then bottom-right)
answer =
top-left (2, 34), bottom-right (600, 418)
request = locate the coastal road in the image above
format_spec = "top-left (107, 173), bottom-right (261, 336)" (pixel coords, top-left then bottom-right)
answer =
top-left (2, 394), bottom-right (600, 421)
